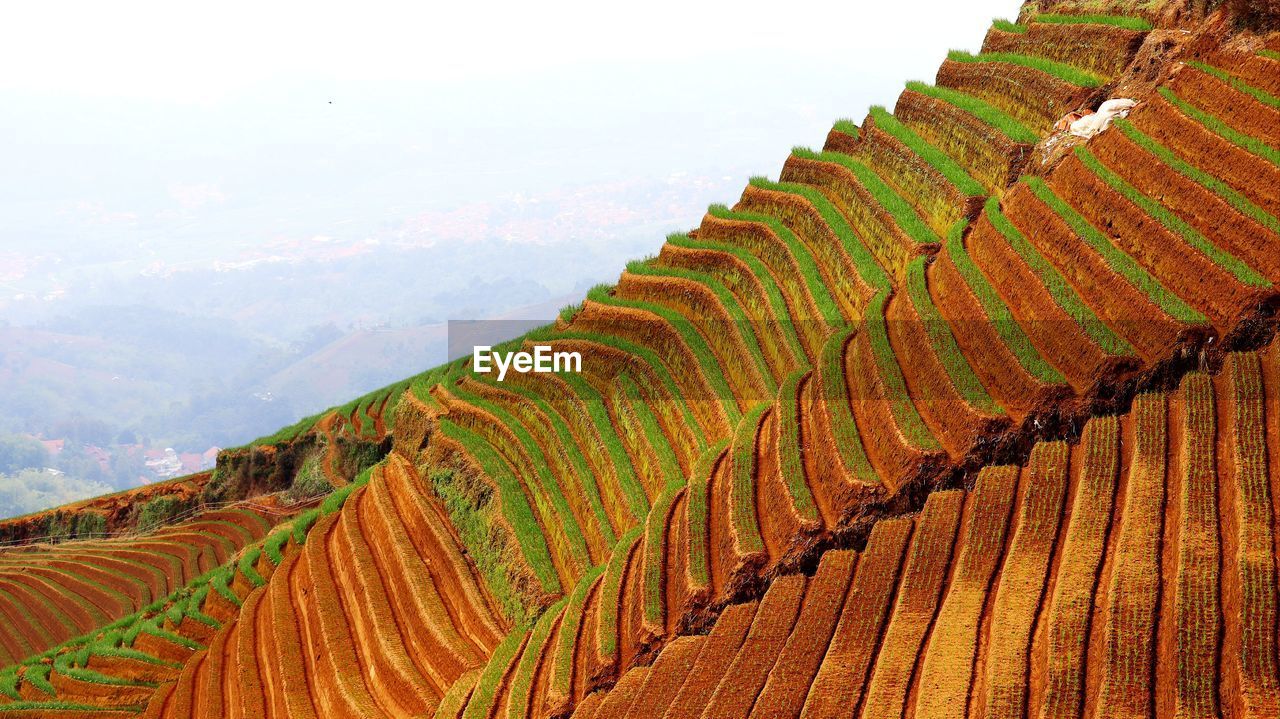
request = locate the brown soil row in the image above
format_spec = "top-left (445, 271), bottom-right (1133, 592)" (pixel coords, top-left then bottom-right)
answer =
top-left (1169, 66), bottom-right (1280, 148)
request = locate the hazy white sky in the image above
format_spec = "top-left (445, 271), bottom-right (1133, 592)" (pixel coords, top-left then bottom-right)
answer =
top-left (0, 0), bottom-right (1022, 304)
top-left (2, 1), bottom-right (1022, 101)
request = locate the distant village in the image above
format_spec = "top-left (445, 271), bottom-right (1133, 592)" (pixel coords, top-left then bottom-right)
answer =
top-left (36, 437), bottom-right (219, 483)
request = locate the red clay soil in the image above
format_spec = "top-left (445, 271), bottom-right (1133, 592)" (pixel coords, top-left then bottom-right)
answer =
top-left (1169, 65), bottom-right (1280, 147)
top-left (1126, 94), bottom-right (1280, 219)
top-left (1049, 153), bottom-right (1272, 328)
top-left (1088, 123), bottom-right (1280, 280)
top-left (998, 181), bottom-right (1193, 359)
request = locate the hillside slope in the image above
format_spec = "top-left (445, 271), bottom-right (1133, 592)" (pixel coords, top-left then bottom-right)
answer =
top-left (3, 0), bottom-right (1280, 717)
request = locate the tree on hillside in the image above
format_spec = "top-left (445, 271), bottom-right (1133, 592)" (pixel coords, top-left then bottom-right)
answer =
top-left (0, 434), bottom-right (49, 474)
top-left (0, 469), bottom-right (111, 520)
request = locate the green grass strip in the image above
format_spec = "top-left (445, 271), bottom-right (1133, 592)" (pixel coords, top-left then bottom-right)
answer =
top-left (1076, 146), bottom-right (1270, 288)
top-left (586, 284), bottom-right (741, 424)
top-left (550, 564), bottom-right (605, 700)
top-left (489, 379), bottom-right (620, 547)
top-left (235, 546), bottom-right (265, 587)
top-left (1024, 173), bottom-right (1205, 323)
top-left (832, 118), bottom-right (860, 137)
top-left (557, 372), bottom-right (651, 522)
top-left (944, 220), bottom-right (1065, 384)
top-left (707, 205), bottom-right (845, 328)
top-left (984, 196), bottom-right (1135, 355)
top-left (750, 177), bottom-right (892, 293)
top-left (504, 596), bottom-right (568, 719)
top-left (992, 18), bottom-right (1026, 33)
top-left (597, 529), bottom-right (642, 659)
top-left (729, 403), bottom-right (770, 556)
top-left (864, 291), bottom-right (944, 450)
top-left (438, 420), bottom-right (561, 594)
top-left (904, 81), bottom-right (1040, 144)
top-left (1186, 61), bottom-right (1280, 110)
top-left (1260, 49), bottom-right (1280, 61)
top-left (867, 106), bottom-right (987, 197)
top-left (906, 258), bottom-right (1004, 415)
top-left (665, 231), bottom-right (810, 366)
top-left (817, 328), bottom-right (880, 484)
top-left (22, 664), bottom-right (54, 696)
top-left (792, 147), bottom-right (943, 246)
top-left (642, 480), bottom-right (685, 627)
top-left (1032, 13), bottom-right (1152, 30)
top-left (686, 439), bottom-right (729, 592)
top-left (461, 628), bottom-right (528, 719)
top-left (291, 508), bottom-right (321, 545)
top-left (1159, 86), bottom-right (1280, 168)
top-left (0, 668), bottom-right (19, 699)
top-left (627, 256), bottom-right (777, 395)
top-left (1114, 118), bottom-right (1280, 237)
top-left (263, 530), bottom-right (291, 566)
top-left (447, 382), bottom-right (592, 575)
top-left (775, 369), bottom-right (820, 524)
top-left (947, 50), bottom-right (1105, 87)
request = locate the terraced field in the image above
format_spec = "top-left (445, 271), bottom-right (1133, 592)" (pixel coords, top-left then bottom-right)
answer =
top-left (4, 1), bottom-right (1280, 716)
top-left (0, 508), bottom-right (282, 668)
top-left (557, 346), bottom-right (1280, 719)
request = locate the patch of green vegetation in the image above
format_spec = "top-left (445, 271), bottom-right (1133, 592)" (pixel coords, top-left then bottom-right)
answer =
top-left (729, 403), bottom-right (769, 556)
top-left (284, 454), bottom-right (330, 503)
top-left (904, 81), bottom-right (1039, 144)
top-left (135, 495), bottom-right (194, 533)
top-left (1260, 49), bottom-right (1280, 61)
top-left (792, 147), bottom-right (943, 247)
top-left (1033, 13), bottom-right (1152, 30)
top-left (775, 370), bottom-right (820, 524)
top-left (1158, 86), bottom-right (1280, 168)
top-left (1187, 61), bottom-right (1280, 111)
top-left (832, 118), bottom-right (860, 137)
top-left (817, 328), bottom-right (880, 484)
top-left (944, 220), bottom-right (1065, 384)
top-left (984, 196), bottom-right (1135, 356)
top-left (906, 258), bottom-right (1004, 415)
top-left (521, 325), bottom-right (708, 450)
top-left (237, 546), bottom-right (265, 588)
top-left (867, 107), bottom-right (988, 197)
top-left (487, 380), bottom-right (621, 546)
top-left (947, 50), bottom-right (1105, 88)
top-left (706, 204), bottom-right (846, 328)
top-left (1025, 173), bottom-right (1205, 323)
top-left (438, 421), bottom-right (560, 596)
top-left (992, 18), bottom-right (1027, 33)
top-left (1076, 146), bottom-right (1270, 288)
top-left (611, 374), bottom-right (685, 495)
